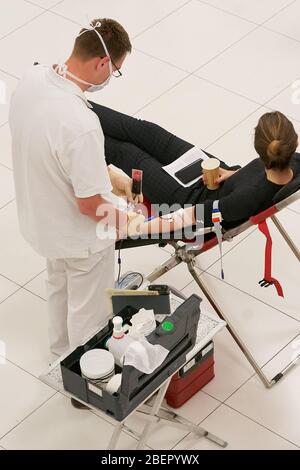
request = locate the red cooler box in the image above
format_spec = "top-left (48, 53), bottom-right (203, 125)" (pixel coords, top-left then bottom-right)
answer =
top-left (165, 341), bottom-right (214, 408)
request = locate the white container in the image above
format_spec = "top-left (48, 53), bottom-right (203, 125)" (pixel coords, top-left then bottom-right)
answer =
top-left (106, 316), bottom-right (134, 366)
top-left (107, 334), bottom-right (134, 367)
top-left (80, 349), bottom-right (115, 386)
top-left (106, 373), bottom-right (122, 395)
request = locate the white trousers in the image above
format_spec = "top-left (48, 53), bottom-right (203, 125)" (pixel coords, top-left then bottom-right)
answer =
top-left (46, 245), bottom-right (115, 356)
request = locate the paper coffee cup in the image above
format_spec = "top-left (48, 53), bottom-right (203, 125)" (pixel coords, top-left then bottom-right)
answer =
top-left (201, 158), bottom-right (220, 190)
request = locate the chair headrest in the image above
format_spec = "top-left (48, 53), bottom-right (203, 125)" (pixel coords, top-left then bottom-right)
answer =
top-left (273, 174), bottom-right (300, 204)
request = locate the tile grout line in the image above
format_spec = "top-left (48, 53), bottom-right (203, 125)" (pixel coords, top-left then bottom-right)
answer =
top-left (224, 402), bottom-right (300, 449)
top-left (133, 0), bottom-right (261, 76)
top-left (262, 23), bottom-right (300, 47)
top-left (131, 54), bottom-right (300, 145)
top-left (37, 7), bottom-right (88, 28)
top-left (0, 9), bottom-right (48, 44)
top-left (0, 355), bottom-right (57, 395)
top-left (172, 362), bottom-right (299, 450)
top-left (22, 268), bottom-right (46, 288)
top-left (133, 46), bottom-right (192, 74)
top-left (287, 207), bottom-right (300, 216)
top-left (262, 79), bottom-right (300, 108)
top-left (0, 274), bottom-right (47, 306)
top-left (197, 0), bottom-right (297, 28)
top-left (192, 24), bottom-right (260, 75)
top-left (196, 0), bottom-right (259, 26)
top-left (132, 0), bottom-right (193, 40)
top-left (248, 0), bottom-right (297, 27)
top-left (0, 162), bottom-right (13, 171)
top-left (23, 0), bottom-right (65, 10)
top-left (0, 391), bottom-right (58, 443)
top-left (35, 0), bottom-right (194, 40)
top-left (192, 73), bottom-right (263, 107)
top-left (2, 26), bottom-right (298, 145)
top-left (170, 401), bottom-right (224, 450)
top-left (260, 332), bottom-right (300, 371)
top-left (202, 104), bottom-right (264, 151)
top-left (0, 68), bottom-right (19, 80)
top-left (201, 372), bottom-right (256, 406)
top-left (132, 71), bottom-right (195, 117)
top-left (21, 286), bottom-right (46, 302)
top-left (0, 198), bottom-right (15, 212)
top-left (0, 121), bottom-right (9, 130)
top-left (0, 286), bottom-right (23, 307)
top-left (1, 4), bottom-right (299, 133)
top-left (193, 73), bottom-right (300, 141)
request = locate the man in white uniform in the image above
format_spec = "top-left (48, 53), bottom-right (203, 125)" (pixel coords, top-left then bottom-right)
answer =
top-left (9, 19), bottom-right (138, 360)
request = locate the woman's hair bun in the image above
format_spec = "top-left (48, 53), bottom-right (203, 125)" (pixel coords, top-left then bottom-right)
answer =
top-left (267, 139), bottom-right (281, 158)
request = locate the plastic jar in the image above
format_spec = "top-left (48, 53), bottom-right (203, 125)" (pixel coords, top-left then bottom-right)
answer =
top-left (79, 349), bottom-right (115, 388)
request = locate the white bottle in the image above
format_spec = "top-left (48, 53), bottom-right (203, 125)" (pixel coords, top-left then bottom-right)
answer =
top-left (106, 317), bottom-right (134, 366)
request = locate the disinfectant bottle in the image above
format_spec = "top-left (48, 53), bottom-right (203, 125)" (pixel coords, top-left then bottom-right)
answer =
top-left (106, 316), bottom-right (134, 366)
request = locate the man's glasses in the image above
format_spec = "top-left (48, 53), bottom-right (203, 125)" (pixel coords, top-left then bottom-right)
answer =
top-left (111, 58), bottom-right (122, 78)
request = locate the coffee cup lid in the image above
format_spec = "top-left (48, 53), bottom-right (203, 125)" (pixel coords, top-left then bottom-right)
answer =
top-left (201, 158), bottom-right (220, 170)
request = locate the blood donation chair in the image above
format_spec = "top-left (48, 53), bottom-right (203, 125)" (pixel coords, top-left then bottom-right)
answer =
top-left (116, 172), bottom-right (300, 388)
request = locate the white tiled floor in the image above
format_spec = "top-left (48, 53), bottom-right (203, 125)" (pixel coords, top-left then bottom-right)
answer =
top-left (0, 0), bottom-right (299, 451)
top-left (264, 0), bottom-right (300, 42)
top-left (95, 50), bottom-right (188, 116)
top-left (0, 124), bottom-right (13, 169)
top-left (0, 1), bottom-right (43, 41)
top-left (198, 0), bottom-right (296, 25)
top-left (135, 75), bottom-right (259, 149)
top-left (174, 404), bottom-right (298, 450)
top-left (197, 27), bottom-right (300, 103)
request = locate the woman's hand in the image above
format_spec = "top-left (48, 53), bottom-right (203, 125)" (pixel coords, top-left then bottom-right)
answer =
top-left (203, 167), bottom-right (238, 186)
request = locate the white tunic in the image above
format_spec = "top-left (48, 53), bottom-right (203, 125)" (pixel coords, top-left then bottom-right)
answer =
top-left (9, 64), bottom-right (114, 258)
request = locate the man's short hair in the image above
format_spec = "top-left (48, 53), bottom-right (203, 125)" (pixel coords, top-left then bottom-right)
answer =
top-left (73, 18), bottom-right (132, 62)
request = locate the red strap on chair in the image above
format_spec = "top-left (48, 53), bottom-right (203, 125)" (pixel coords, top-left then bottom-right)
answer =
top-left (250, 208), bottom-right (284, 298)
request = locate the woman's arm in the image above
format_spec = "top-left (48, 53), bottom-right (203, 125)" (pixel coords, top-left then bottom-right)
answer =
top-left (127, 206), bottom-right (196, 237)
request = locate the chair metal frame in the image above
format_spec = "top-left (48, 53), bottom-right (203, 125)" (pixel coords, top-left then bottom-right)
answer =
top-left (144, 189), bottom-right (300, 388)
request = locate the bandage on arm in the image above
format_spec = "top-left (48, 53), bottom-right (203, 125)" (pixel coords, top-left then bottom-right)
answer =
top-left (137, 206), bottom-right (195, 237)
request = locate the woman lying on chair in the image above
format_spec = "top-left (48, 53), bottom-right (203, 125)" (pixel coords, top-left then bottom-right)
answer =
top-left (90, 103), bottom-right (300, 234)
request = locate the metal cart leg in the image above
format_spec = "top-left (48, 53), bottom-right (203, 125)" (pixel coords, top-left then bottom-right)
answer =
top-left (136, 379), bottom-right (172, 450)
top-left (138, 404), bottom-right (227, 448)
top-left (108, 422), bottom-right (124, 450)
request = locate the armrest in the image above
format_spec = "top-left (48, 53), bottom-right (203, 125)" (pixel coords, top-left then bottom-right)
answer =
top-left (116, 226), bottom-right (214, 250)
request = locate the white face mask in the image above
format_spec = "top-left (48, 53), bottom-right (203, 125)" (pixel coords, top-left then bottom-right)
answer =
top-left (57, 21), bottom-right (113, 92)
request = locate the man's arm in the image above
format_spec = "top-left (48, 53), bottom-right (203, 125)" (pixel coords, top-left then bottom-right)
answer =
top-left (76, 194), bottom-right (128, 229)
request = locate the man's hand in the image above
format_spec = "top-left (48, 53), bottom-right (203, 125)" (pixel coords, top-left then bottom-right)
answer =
top-left (117, 211), bottom-right (145, 239)
top-left (203, 167), bottom-right (238, 186)
top-left (108, 167), bottom-right (144, 204)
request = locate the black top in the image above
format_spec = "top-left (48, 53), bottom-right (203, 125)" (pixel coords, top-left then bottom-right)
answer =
top-left (193, 153), bottom-right (300, 228)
